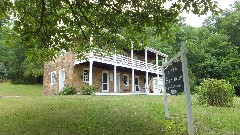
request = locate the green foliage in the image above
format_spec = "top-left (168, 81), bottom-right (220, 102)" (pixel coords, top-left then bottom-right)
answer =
top-left (188, 69), bottom-right (197, 94)
top-left (58, 86), bottom-right (76, 95)
top-left (0, 63), bottom-right (7, 79)
top-left (196, 78), bottom-right (235, 107)
top-left (0, 24), bottom-right (43, 83)
top-left (11, 76), bottom-right (39, 85)
top-left (81, 85), bottom-right (97, 95)
top-left (172, 24), bottom-right (240, 89)
top-left (1, 0), bottom-right (219, 60)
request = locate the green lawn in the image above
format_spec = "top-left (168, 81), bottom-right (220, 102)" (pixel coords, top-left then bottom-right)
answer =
top-left (0, 84), bottom-right (42, 96)
top-left (0, 84), bottom-right (239, 135)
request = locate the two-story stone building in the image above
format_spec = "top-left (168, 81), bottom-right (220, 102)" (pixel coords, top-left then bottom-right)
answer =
top-left (43, 47), bottom-right (167, 95)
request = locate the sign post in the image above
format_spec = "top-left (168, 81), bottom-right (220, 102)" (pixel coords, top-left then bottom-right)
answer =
top-left (180, 45), bottom-right (194, 135)
top-left (161, 44), bottom-right (194, 135)
top-left (162, 58), bottom-right (169, 118)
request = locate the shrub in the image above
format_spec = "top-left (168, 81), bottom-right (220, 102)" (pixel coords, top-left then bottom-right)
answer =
top-left (0, 63), bottom-right (7, 80)
top-left (196, 78), bottom-right (235, 107)
top-left (81, 85), bottom-right (97, 95)
top-left (58, 86), bottom-right (76, 95)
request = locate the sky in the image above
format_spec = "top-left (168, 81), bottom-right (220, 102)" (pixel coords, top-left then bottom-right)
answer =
top-left (181, 0), bottom-right (237, 27)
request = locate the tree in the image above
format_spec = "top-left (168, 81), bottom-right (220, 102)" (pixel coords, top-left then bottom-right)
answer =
top-left (203, 1), bottom-right (240, 51)
top-left (177, 25), bottom-right (240, 88)
top-left (0, 24), bottom-right (43, 83)
top-left (1, 0), bottom-right (219, 60)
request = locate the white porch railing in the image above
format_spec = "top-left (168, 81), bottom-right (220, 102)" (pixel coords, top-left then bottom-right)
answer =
top-left (74, 51), bottom-right (162, 74)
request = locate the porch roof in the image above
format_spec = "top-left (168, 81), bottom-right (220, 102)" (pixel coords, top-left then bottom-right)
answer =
top-left (145, 47), bottom-right (168, 58)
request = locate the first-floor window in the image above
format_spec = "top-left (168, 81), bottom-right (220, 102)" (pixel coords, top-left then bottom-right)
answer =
top-left (123, 74), bottom-right (129, 86)
top-left (51, 71), bottom-right (56, 85)
top-left (83, 69), bottom-right (89, 82)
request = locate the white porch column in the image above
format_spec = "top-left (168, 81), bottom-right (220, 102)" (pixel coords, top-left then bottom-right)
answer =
top-left (114, 53), bottom-right (117, 93)
top-left (89, 35), bottom-right (93, 86)
top-left (89, 59), bottom-right (93, 85)
top-left (145, 48), bottom-right (149, 93)
top-left (132, 69), bottom-right (135, 92)
top-left (156, 53), bottom-right (159, 93)
top-left (131, 43), bottom-right (135, 92)
top-left (146, 72), bottom-right (149, 93)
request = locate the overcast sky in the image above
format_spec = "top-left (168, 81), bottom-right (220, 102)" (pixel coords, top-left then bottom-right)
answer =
top-left (181, 0), bottom-right (237, 27)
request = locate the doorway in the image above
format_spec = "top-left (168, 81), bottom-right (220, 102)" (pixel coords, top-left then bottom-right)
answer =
top-left (102, 71), bottom-right (109, 92)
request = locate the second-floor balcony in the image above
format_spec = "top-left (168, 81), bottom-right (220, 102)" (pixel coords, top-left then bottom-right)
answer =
top-left (74, 48), bottom-right (168, 74)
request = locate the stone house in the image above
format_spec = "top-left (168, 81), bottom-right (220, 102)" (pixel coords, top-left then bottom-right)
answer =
top-left (43, 47), bottom-right (167, 95)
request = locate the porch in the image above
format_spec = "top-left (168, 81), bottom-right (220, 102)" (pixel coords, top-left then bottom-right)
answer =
top-left (94, 92), bottom-right (165, 96)
top-left (73, 47), bottom-right (168, 94)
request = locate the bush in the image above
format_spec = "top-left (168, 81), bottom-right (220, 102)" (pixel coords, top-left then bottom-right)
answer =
top-left (81, 85), bottom-right (97, 95)
top-left (58, 86), bottom-right (76, 95)
top-left (0, 63), bottom-right (7, 79)
top-left (196, 78), bottom-right (235, 107)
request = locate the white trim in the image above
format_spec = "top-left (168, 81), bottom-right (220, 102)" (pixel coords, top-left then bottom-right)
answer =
top-left (50, 71), bottom-right (56, 85)
top-left (89, 60), bottom-right (93, 85)
top-left (114, 65), bottom-right (117, 92)
top-left (145, 72), bottom-right (149, 93)
top-left (58, 69), bottom-right (65, 91)
top-left (134, 76), bottom-right (140, 92)
top-left (132, 69), bottom-right (135, 92)
top-left (102, 71), bottom-right (109, 92)
top-left (116, 73), bottom-right (121, 93)
top-left (123, 74), bottom-right (129, 86)
top-left (114, 54), bottom-right (117, 92)
top-left (145, 47), bottom-right (168, 57)
top-left (156, 54), bottom-right (159, 94)
top-left (83, 68), bottom-right (89, 83)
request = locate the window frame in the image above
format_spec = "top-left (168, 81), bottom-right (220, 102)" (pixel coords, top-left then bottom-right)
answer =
top-left (123, 52), bottom-right (128, 57)
top-left (123, 74), bottom-right (129, 86)
top-left (83, 68), bottom-right (89, 83)
top-left (50, 71), bottom-right (56, 85)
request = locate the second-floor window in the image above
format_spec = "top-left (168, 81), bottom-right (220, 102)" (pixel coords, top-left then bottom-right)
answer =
top-left (123, 52), bottom-right (128, 57)
top-left (83, 69), bottom-right (89, 82)
top-left (123, 74), bottom-right (129, 86)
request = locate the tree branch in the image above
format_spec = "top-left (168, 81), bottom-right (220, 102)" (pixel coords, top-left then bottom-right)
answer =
top-left (65, 0), bottom-right (87, 40)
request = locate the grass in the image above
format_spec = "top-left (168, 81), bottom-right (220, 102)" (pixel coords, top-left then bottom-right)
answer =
top-left (0, 84), bottom-right (239, 135)
top-left (0, 84), bottom-right (42, 96)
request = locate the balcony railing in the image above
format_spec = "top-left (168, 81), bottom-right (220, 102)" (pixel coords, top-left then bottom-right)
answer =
top-left (74, 50), bottom-right (162, 74)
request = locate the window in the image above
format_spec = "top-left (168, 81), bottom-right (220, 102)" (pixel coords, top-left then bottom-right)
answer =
top-left (123, 74), bottom-right (129, 86)
top-left (134, 55), bottom-right (139, 60)
top-left (83, 69), bottom-right (89, 82)
top-left (51, 71), bottom-right (56, 85)
top-left (59, 49), bottom-right (66, 56)
top-left (123, 52), bottom-right (128, 57)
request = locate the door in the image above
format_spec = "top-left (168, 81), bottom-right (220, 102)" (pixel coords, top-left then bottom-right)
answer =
top-left (102, 71), bottom-right (109, 92)
top-left (116, 73), bottom-right (120, 92)
top-left (153, 78), bottom-right (159, 94)
top-left (59, 69), bottom-right (65, 91)
top-left (135, 76), bottom-right (140, 92)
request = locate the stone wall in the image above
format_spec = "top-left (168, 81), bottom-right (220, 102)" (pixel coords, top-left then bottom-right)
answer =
top-left (43, 52), bottom-right (75, 95)
top-left (73, 64), bottom-right (147, 93)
